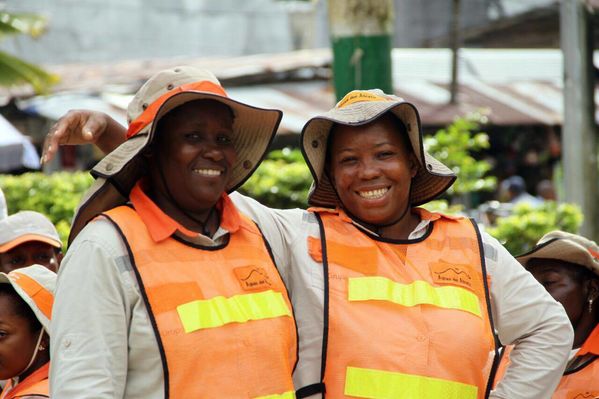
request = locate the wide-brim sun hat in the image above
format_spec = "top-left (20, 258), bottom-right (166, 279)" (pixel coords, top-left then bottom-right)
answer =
top-left (0, 211), bottom-right (62, 253)
top-left (0, 264), bottom-right (56, 332)
top-left (300, 89), bottom-right (456, 208)
top-left (69, 66), bottom-right (282, 242)
top-left (517, 230), bottom-right (599, 276)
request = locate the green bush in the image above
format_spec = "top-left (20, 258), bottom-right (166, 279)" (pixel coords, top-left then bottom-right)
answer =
top-left (487, 201), bottom-right (583, 255)
top-left (0, 172), bottom-right (93, 249)
top-left (239, 147), bottom-right (312, 209)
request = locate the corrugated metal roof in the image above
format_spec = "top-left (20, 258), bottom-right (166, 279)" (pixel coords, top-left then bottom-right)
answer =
top-left (17, 49), bottom-right (599, 131)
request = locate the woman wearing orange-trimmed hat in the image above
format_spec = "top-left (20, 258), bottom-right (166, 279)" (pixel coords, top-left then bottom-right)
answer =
top-left (49, 67), bottom-right (297, 398)
top-left (495, 231), bottom-right (599, 397)
top-left (0, 264), bottom-right (56, 399)
top-left (45, 89), bottom-right (572, 399)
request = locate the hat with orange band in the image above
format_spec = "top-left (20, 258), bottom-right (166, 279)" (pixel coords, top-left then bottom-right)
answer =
top-left (0, 264), bottom-right (56, 332)
top-left (301, 89), bottom-right (456, 208)
top-left (69, 66), bottom-right (282, 242)
top-left (0, 211), bottom-right (62, 253)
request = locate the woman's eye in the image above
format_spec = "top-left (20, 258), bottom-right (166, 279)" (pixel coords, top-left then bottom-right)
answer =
top-left (217, 135), bottom-right (233, 145)
top-left (340, 157), bottom-right (357, 164)
top-left (377, 151), bottom-right (395, 159)
top-left (184, 133), bottom-right (201, 140)
top-left (0, 331), bottom-right (7, 338)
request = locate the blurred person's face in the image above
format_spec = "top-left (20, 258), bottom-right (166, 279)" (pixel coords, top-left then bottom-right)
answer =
top-left (149, 100), bottom-right (237, 220)
top-left (328, 115), bottom-right (418, 226)
top-left (527, 259), bottom-right (594, 327)
top-left (0, 242), bottom-right (60, 273)
top-left (0, 294), bottom-right (43, 380)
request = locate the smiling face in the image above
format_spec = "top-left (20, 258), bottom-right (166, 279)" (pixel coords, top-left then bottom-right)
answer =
top-left (0, 290), bottom-right (43, 380)
top-left (0, 242), bottom-right (60, 273)
top-left (148, 100), bottom-right (237, 221)
top-left (328, 113), bottom-right (419, 226)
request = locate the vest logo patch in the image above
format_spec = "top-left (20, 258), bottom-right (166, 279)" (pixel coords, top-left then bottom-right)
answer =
top-left (234, 266), bottom-right (272, 291)
top-left (430, 262), bottom-right (479, 294)
top-left (567, 391), bottom-right (599, 399)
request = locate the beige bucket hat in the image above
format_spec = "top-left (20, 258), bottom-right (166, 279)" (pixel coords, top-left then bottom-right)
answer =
top-left (301, 89), bottom-right (456, 208)
top-left (0, 264), bottom-right (56, 332)
top-left (517, 231), bottom-right (599, 276)
top-left (70, 66), bottom-right (282, 242)
top-left (0, 211), bottom-right (62, 253)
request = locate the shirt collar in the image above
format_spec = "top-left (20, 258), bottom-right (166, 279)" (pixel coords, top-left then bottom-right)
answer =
top-left (129, 181), bottom-right (240, 243)
top-left (579, 323), bottom-right (599, 356)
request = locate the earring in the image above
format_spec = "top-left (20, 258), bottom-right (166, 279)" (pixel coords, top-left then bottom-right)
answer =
top-left (589, 298), bottom-right (594, 314)
top-left (38, 344), bottom-right (46, 351)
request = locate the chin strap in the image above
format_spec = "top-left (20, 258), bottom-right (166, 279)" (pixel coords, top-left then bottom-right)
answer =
top-left (13, 328), bottom-right (45, 384)
top-left (156, 158), bottom-right (218, 237)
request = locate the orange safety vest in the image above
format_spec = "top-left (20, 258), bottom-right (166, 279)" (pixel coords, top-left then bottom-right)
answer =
top-left (0, 363), bottom-right (49, 399)
top-left (104, 206), bottom-right (297, 399)
top-left (299, 209), bottom-right (498, 399)
top-left (495, 324), bottom-right (599, 398)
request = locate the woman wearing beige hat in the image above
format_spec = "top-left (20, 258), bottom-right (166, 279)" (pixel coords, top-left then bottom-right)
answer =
top-left (45, 89), bottom-right (572, 399)
top-left (49, 67), bottom-right (298, 399)
top-left (495, 231), bottom-right (599, 397)
top-left (0, 264), bottom-right (56, 399)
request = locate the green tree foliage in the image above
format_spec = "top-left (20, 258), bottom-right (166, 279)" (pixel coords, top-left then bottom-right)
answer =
top-left (0, 11), bottom-right (58, 92)
top-left (424, 113), bottom-right (496, 197)
top-left (239, 147), bottom-right (312, 209)
top-left (487, 202), bottom-right (583, 255)
top-left (0, 172), bottom-right (93, 250)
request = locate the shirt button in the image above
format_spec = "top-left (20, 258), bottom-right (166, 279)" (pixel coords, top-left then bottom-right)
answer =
top-left (63, 339), bottom-right (72, 348)
top-left (417, 335), bottom-right (427, 342)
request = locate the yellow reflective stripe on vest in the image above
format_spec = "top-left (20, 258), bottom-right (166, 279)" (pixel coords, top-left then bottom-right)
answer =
top-left (345, 366), bottom-right (478, 399)
top-left (254, 390), bottom-right (296, 399)
top-left (348, 277), bottom-right (481, 317)
top-left (177, 290), bottom-right (291, 333)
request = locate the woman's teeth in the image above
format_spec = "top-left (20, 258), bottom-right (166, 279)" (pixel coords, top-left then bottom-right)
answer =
top-left (358, 188), bottom-right (388, 199)
top-left (193, 169), bottom-right (222, 176)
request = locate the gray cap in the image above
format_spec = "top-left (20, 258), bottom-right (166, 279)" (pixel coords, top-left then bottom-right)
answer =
top-left (0, 211), bottom-right (61, 253)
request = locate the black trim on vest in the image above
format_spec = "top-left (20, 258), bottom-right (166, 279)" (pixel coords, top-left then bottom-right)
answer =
top-left (563, 354), bottom-right (599, 375)
top-left (296, 382), bottom-right (326, 398)
top-left (171, 232), bottom-right (230, 250)
top-left (357, 219), bottom-right (434, 244)
top-left (316, 213), bottom-right (330, 395)
top-left (255, 222), bottom-right (300, 373)
top-left (470, 219), bottom-right (500, 399)
top-left (104, 213), bottom-right (170, 399)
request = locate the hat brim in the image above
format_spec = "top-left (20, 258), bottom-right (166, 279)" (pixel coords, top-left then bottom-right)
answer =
top-left (70, 91), bottom-right (282, 242)
top-left (301, 100), bottom-right (455, 208)
top-left (0, 265), bottom-right (56, 332)
top-left (517, 238), bottom-right (599, 276)
top-left (0, 234), bottom-right (62, 253)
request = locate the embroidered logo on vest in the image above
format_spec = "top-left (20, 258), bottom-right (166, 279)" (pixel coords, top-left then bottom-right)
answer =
top-left (234, 266), bottom-right (272, 291)
top-left (430, 262), bottom-right (480, 295)
top-left (567, 391), bottom-right (599, 399)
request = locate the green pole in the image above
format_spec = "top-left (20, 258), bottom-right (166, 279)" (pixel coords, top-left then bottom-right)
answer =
top-left (329, 0), bottom-right (394, 101)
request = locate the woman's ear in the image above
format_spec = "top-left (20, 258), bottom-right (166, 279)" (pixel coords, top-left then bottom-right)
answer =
top-left (409, 154), bottom-right (419, 178)
top-left (587, 278), bottom-right (599, 301)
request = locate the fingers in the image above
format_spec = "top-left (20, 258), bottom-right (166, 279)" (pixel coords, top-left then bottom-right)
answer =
top-left (41, 120), bottom-right (65, 164)
top-left (41, 110), bottom-right (107, 164)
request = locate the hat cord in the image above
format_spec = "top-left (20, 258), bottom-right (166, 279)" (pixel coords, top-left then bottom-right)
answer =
top-left (156, 158), bottom-right (219, 237)
top-left (12, 328), bottom-right (45, 385)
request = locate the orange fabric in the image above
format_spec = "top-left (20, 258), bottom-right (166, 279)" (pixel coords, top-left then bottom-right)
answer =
top-left (492, 345), bottom-right (512, 389)
top-left (129, 181), bottom-right (240, 243)
top-left (126, 81), bottom-right (228, 138)
top-left (579, 323), bottom-right (599, 356)
top-left (104, 205), bottom-right (296, 398)
top-left (8, 273), bottom-right (53, 320)
top-left (0, 363), bottom-right (49, 399)
top-left (496, 329), bottom-right (599, 398)
top-left (311, 210), bottom-right (496, 399)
